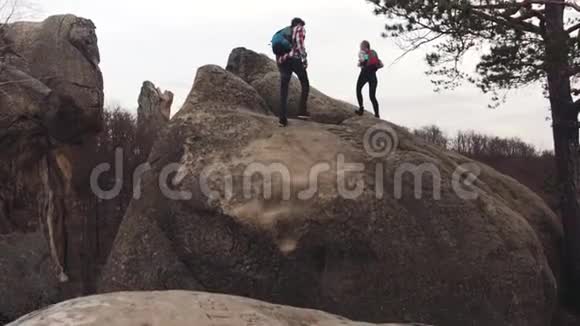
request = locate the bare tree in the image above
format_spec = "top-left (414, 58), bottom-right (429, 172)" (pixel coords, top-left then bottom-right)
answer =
top-left (0, 0), bottom-right (38, 23)
top-left (414, 125), bottom-right (449, 149)
top-left (0, 0), bottom-right (37, 71)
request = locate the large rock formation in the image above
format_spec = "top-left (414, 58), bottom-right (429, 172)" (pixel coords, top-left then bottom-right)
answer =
top-left (0, 14), bottom-right (103, 320)
top-left (0, 233), bottom-right (59, 324)
top-left (100, 49), bottom-right (562, 326)
top-left (6, 14), bottom-right (103, 123)
top-left (136, 81), bottom-right (173, 158)
top-left (8, 291), bottom-right (428, 326)
top-left (226, 47), bottom-right (355, 124)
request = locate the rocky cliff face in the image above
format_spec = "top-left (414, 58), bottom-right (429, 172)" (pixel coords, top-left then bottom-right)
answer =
top-left (227, 47), bottom-right (355, 124)
top-left (137, 81), bottom-right (173, 158)
top-left (0, 233), bottom-right (60, 325)
top-left (8, 291), bottom-right (430, 326)
top-left (0, 14), bottom-right (103, 321)
top-left (6, 14), bottom-right (103, 125)
top-left (100, 49), bottom-right (562, 326)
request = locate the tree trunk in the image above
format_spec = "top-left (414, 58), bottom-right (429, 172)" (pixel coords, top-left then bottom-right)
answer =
top-left (545, 3), bottom-right (580, 308)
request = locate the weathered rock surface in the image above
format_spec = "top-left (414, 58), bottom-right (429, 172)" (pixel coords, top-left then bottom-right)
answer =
top-left (226, 47), bottom-right (355, 124)
top-left (6, 14), bottom-right (103, 126)
top-left (137, 81), bottom-right (173, 157)
top-left (0, 233), bottom-right (60, 324)
top-left (8, 291), bottom-right (429, 326)
top-left (101, 51), bottom-right (562, 326)
top-left (0, 14), bottom-right (104, 320)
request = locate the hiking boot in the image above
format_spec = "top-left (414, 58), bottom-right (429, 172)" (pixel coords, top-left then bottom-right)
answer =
top-left (356, 108), bottom-right (364, 116)
top-left (279, 120), bottom-right (288, 127)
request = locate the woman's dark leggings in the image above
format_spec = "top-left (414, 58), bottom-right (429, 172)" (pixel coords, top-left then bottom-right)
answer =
top-left (356, 68), bottom-right (379, 118)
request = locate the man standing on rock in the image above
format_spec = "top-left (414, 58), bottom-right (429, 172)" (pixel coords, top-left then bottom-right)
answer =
top-left (275, 17), bottom-right (310, 127)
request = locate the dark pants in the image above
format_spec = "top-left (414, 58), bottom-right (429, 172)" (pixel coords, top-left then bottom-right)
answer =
top-left (356, 68), bottom-right (379, 118)
top-left (279, 58), bottom-right (310, 124)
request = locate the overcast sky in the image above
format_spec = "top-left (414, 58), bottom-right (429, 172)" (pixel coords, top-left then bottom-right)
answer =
top-left (35, 0), bottom-right (554, 149)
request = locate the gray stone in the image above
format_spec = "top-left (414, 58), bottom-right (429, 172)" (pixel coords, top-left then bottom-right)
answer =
top-left (0, 233), bottom-right (60, 323)
top-left (227, 47), bottom-right (355, 124)
top-left (137, 81), bottom-right (173, 157)
top-left (0, 14), bottom-right (104, 320)
top-left (8, 291), bottom-right (430, 326)
top-left (100, 60), bottom-right (561, 326)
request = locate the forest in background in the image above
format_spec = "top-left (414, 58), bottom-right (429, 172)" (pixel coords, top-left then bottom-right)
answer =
top-left (413, 125), bottom-right (559, 210)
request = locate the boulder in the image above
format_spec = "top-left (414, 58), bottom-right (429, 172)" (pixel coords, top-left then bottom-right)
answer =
top-left (0, 14), bottom-right (104, 317)
top-left (137, 81), bottom-right (173, 128)
top-left (226, 47), bottom-right (355, 124)
top-left (137, 81), bottom-right (174, 157)
top-left (0, 233), bottom-right (60, 324)
top-left (5, 14), bottom-right (103, 129)
top-left (555, 308), bottom-right (580, 326)
top-left (101, 57), bottom-right (561, 326)
top-left (8, 291), bottom-right (429, 326)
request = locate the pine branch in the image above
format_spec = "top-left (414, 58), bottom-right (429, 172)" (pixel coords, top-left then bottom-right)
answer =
top-left (471, 8), bottom-right (543, 35)
top-left (470, 0), bottom-right (580, 12)
top-left (388, 32), bottom-right (446, 68)
top-left (569, 65), bottom-right (580, 77)
top-left (528, 0), bottom-right (580, 12)
top-left (567, 22), bottom-right (580, 33)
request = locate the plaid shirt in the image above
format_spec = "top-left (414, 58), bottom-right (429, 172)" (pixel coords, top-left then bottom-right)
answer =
top-left (277, 25), bottom-right (307, 65)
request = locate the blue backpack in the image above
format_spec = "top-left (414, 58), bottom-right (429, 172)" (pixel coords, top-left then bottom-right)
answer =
top-left (271, 27), bottom-right (292, 56)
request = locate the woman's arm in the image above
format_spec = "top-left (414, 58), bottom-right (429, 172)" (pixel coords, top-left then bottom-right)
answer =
top-left (358, 51), bottom-right (367, 67)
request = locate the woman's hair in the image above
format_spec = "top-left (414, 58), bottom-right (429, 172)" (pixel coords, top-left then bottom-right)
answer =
top-left (361, 40), bottom-right (371, 49)
top-left (291, 17), bottom-right (306, 27)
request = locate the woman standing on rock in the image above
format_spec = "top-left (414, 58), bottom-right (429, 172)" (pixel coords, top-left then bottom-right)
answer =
top-left (356, 40), bottom-right (382, 118)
